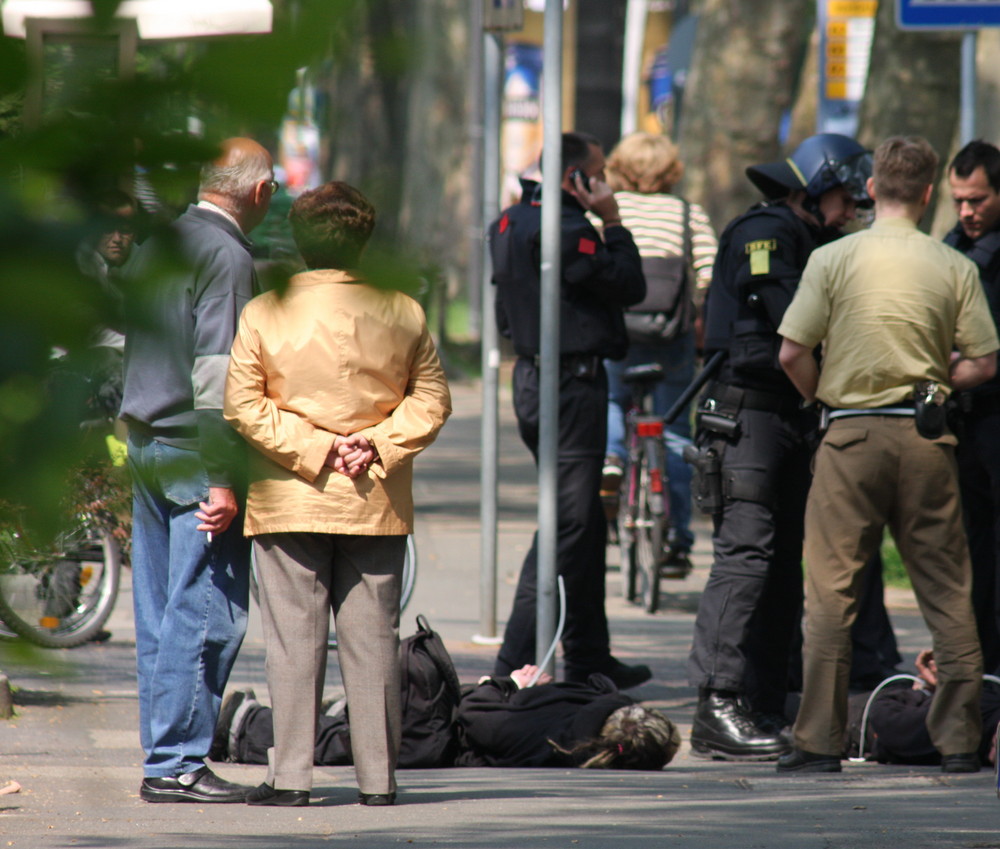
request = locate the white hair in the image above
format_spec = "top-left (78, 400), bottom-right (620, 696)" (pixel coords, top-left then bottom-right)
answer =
top-left (198, 148), bottom-right (271, 206)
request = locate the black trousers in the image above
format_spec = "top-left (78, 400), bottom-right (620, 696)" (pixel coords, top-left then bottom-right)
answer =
top-left (494, 357), bottom-right (612, 678)
top-left (956, 408), bottom-right (1000, 672)
top-left (688, 406), bottom-right (813, 714)
top-left (689, 403), bottom-right (901, 714)
top-left (234, 703), bottom-right (352, 767)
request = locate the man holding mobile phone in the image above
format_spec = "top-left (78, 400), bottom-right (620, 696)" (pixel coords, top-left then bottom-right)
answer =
top-left (488, 132), bottom-right (649, 688)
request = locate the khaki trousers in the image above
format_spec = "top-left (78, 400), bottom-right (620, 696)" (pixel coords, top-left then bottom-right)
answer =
top-left (794, 417), bottom-right (982, 757)
top-left (253, 533), bottom-right (404, 793)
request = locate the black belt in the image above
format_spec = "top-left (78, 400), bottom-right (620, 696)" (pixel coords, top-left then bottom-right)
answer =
top-left (530, 353), bottom-right (601, 378)
top-left (710, 383), bottom-right (802, 415)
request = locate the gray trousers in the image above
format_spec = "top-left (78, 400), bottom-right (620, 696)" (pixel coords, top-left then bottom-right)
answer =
top-left (253, 533), bottom-right (404, 794)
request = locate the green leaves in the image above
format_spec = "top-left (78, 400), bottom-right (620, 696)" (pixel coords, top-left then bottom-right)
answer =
top-left (0, 0), bottom-right (363, 530)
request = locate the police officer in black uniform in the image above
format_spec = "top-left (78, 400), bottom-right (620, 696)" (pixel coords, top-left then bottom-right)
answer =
top-left (686, 134), bottom-right (875, 759)
top-left (946, 140), bottom-right (1000, 671)
top-left (489, 132), bottom-right (650, 689)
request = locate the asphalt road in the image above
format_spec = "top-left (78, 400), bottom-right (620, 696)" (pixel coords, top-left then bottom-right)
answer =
top-left (1, 374), bottom-right (997, 849)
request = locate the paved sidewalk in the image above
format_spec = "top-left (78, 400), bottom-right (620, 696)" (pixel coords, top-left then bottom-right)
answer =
top-left (1, 375), bottom-right (997, 849)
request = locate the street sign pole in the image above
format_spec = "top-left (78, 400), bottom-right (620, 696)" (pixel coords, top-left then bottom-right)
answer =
top-left (960, 30), bottom-right (977, 145)
top-left (897, 0), bottom-right (1000, 144)
top-left (537, 0), bottom-right (564, 678)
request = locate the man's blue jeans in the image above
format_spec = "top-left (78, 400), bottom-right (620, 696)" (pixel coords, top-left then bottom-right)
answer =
top-left (605, 332), bottom-right (696, 551)
top-left (127, 432), bottom-right (250, 778)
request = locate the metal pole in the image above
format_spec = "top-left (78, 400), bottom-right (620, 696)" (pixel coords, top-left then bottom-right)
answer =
top-left (960, 30), bottom-right (977, 146)
top-left (536, 0), bottom-right (563, 676)
top-left (620, 0), bottom-right (648, 137)
top-left (467, 1), bottom-right (486, 342)
top-left (474, 29), bottom-right (504, 646)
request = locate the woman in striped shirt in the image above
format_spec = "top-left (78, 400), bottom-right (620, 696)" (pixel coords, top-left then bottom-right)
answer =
top-left (601, 132), bottom-right (718, 573)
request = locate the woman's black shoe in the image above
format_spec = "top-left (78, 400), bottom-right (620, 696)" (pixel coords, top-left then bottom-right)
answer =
top-left (246, 782), bottom-right (310, 806)
top-left (358, 791), bottom-right (396, 806)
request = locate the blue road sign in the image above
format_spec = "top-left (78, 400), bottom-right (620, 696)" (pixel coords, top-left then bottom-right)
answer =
top-left (898, 0), bottom-right (1000, 29)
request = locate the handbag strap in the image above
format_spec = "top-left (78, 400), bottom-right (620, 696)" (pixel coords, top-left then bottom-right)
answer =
top-left (681, 199), bottom-right (692, 268)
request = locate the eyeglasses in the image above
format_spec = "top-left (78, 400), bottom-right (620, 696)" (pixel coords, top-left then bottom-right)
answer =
top-left (265, 179), bottom-right (279, 194)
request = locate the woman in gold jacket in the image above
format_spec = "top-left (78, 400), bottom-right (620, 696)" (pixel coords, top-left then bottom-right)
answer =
top-left (224, 181), bottom-right (451, 808)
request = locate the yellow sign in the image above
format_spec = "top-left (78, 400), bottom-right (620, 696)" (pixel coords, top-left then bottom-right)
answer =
top-left (828, 0), bottom-right (877, 17)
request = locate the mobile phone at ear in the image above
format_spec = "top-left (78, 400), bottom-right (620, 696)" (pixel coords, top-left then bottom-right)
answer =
top-left (569, 168), bottom-right (590, 192)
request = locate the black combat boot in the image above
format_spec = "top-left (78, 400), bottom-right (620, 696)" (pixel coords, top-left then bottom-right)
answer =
top-left (690, 690), bottom-right (792, 760)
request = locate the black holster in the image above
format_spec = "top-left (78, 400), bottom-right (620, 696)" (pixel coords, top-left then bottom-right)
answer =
top-left (914, 381), bottom-right (945, 440)
top-left (683, 443), bottom-right (724, 515)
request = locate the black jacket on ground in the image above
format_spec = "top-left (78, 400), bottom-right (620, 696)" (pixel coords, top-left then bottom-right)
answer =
top-left (454, 673), bottom-right (634, 768)
top-left (230, 673), bottom-right (634, 770)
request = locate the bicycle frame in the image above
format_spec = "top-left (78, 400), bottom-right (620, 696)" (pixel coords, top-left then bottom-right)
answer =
top-left (616, 364), bottom-right (672, 612)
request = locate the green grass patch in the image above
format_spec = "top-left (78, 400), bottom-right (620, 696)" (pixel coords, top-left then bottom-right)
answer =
top-left (881, 531), bottom-right (911, 589)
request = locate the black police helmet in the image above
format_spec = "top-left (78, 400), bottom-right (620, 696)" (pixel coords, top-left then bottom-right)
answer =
top-left (747, 133), bottom-right (873, 208)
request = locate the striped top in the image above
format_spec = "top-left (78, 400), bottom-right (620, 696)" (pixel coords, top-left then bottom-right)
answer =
top-left (612, 191), bottom-right (718, 308)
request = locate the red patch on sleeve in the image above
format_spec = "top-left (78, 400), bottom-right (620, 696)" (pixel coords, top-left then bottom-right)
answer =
top-left (499, 213), bottom-right (509, 234)
top-left (578, 237), bottom-right (596, 255)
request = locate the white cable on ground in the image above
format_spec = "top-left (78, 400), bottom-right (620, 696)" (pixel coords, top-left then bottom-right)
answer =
top-left (527, 575), bottom-right (566, 687)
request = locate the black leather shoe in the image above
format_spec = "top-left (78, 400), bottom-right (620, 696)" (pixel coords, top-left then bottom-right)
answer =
top-left (247, 782), bottom-right (310, 807)
top-left (941, 752), bottom-right (981, 773)
top-left (776, 748), bottom-right (842, 773)
top-left (690, 691), bottom-right (792, 760)
top-left (603, 659), bottom-right (653, 690)
top-left (358, 791), bottom-right (396, 806)
top-left (209, 688), bottom-right (255, 763)
top-left (140, 765), bottom-right (251, 803)
top-left (564, 658), bottom-right (652, 690)
top-left (753, 711), bottom-right (792, 738)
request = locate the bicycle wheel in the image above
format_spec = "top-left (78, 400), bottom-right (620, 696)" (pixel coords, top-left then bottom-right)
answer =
top-left (634, 439), bottom-right (668, 614)
top-left (0, 523), bottom-right (121, 648)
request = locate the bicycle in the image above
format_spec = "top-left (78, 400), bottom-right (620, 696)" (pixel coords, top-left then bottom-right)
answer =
top-left (0, 449), bottom-right (128, 648)
top-left (612, 362), bottom-right (691, 614)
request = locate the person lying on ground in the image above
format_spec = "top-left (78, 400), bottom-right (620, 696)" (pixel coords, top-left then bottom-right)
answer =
top-left (211, 665), bottom-right (680, 771)
top-left (843, 649), bottom-right (1000, 768)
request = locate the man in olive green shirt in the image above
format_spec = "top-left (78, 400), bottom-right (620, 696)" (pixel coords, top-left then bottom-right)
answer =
top-left (775, 136), bottom-right (999, 774)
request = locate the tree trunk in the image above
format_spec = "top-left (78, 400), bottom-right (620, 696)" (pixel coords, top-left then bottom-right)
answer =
top-left (677, 0), bottom-right (814, 231)
top-left (856, 0), bottom-right (961, 229)
top-left (320, 0), bottom-right (470, 291)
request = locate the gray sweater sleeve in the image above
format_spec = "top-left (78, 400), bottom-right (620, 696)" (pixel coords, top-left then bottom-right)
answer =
top-left (190, 234), bottom-right (255, 489)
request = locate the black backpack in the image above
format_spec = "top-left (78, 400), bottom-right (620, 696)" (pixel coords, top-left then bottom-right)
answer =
top-left (398, 614), bottom-right (462, 768)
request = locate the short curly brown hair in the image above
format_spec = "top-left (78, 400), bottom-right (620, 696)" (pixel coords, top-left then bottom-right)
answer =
top-left (288, 181), bottom-right (376, 270)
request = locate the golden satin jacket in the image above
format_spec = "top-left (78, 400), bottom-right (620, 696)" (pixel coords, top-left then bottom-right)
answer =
top-left (224, 269), bottom-right (452, 536)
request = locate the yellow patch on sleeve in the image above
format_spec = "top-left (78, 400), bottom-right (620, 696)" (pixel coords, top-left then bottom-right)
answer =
top-left (745, 239), bottom-right (776, 276)
top-left (749, 249), bottom-right (770, 276)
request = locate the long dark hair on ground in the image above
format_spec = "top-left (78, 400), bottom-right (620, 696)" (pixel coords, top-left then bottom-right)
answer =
top-left (550, 705), bottom-right (681, 770)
